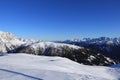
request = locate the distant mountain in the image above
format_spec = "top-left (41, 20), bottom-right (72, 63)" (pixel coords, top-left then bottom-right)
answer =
top-left (58, 37), bottom-right (120, 45)
top-left (57, 37), bottom-right (120, 62)
top-left (0, 31), bottom-right (117, 66)
top-left (0, 31), bottom-right (25, 53)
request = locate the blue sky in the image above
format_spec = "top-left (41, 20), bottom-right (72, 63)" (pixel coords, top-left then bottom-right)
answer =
top-left (0, 0), bottom-right (120, 40)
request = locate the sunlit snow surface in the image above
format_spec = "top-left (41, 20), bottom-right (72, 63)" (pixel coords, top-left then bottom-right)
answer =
top-left (0, 53), bottom-right (120, 80)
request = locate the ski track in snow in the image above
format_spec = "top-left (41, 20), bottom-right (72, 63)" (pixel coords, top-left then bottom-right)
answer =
top-left (0, 53), bottom-right (120, 80)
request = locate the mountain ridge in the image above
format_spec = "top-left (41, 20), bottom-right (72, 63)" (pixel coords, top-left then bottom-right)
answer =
top-left (57, 37), bottom-right (120, 62)
top-left (0, 31), bottom-right (117, 66)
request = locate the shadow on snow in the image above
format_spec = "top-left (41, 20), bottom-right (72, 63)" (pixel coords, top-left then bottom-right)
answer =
top-left (0, 69), bottom-right (43, 80)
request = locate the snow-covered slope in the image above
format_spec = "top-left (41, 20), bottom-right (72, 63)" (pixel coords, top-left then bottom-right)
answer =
top-left (24, 41), bottom-right (81, 49)
top-left (0, 53), bottom-right (120, 80)
top-left (16, 41), bottom-right (116, 66)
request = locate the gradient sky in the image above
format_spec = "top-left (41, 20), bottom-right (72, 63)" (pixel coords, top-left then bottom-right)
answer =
top-left (0, 0), bottom-right (120, 40)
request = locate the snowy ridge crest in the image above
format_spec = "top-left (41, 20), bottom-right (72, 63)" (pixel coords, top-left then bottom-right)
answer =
top-left (0, 31), bottom-right (116, 66)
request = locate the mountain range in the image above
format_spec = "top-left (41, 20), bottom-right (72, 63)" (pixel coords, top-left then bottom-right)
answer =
top-left (0, 31), bottom-right (117, 66)
top-left (58, 37), bottom-right (120, 62)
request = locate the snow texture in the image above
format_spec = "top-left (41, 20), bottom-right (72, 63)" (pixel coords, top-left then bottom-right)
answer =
top-left (0, 53), bottom-right (120, 80)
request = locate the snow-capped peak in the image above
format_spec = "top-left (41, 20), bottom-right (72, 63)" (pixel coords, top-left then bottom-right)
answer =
top-left (0, 31), bottom-right (25, 52)
top-left (0, 31), bottom-right (16, 42)
top-left (0, 31), bottom-right (83, 54)
top-left (62, 37), bottom-right (120, 45)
